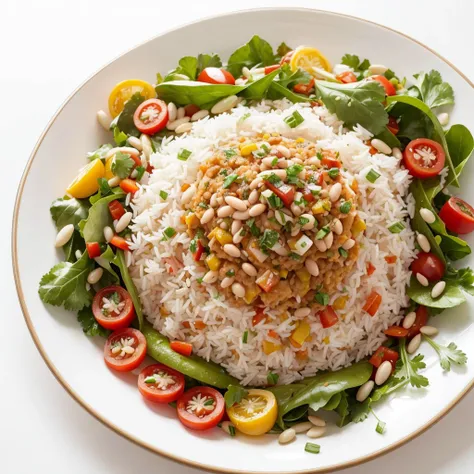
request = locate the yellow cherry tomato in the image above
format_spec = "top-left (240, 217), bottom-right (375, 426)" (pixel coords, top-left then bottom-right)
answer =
top-left (290, 46), bottom-right (331, 74)
top-left (108, 79), bottom-right (156, 118)
top-left (66, 159), bottom-right (105, 198)
top-left (104, 156), bottom-right (115, 180)
top-left (227, 389), bottom-right (278, 436)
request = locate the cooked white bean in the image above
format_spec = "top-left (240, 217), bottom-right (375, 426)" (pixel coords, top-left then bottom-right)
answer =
top-left (175, 122), bottom-right (193, 134)
top-left (420, 208), bottom-right (436, 224)
top-left (277, 159), bottom-right (290, 169)
top-left (108, 176), bottom-right (121, 187)
top-left (342, 238), bottom-right (355, 250)
top-left (416, 273), bottom-right (429, 287)
top-left (300, 213), bottom-right (315, 230)
top-left (220, 421), bottom-right (236, 436)
top-left (368, 64), bottom-right (388, 75)
top-left (329, 182), bottom-right (342, 202)
top-left (231, 283), bottom-right (245, 298)
top-left (371, 138), bottom-right (392, 155)
top-left (233, 210), bottom-right (250, 220)
top-left (181, 184), bottom-right (196, 204)
top-left (191, 109), bottom-right (209, 122)
top-left (276, 145), bottom-right (291, 158)
top-left (294, 307), bottom-right (311, 318)
top-left (233, 230), bottom-right (245, 244)
top-left (105, 146), bottom-right (140, 159)
top-left (225, 196), bottom-right (248, 211)
top-left (200, 208), bottom-right (215, 225)
top-left (55, 224), bottom-right (74, 247)
top-left (332, 218), bottom-right (343, 235)
top-left (407, 334), bottom-right (422, 354)
top-left (402, 311), bottom-right (417, 329)
top-left (248, 203), bottom-right (266, 217)
top-left (167, 102), bottom-right (177, 122)
top-left (258, 169), bottom-right (287, 180)
top-left (217, 206), bottom-right (234, 218)
top-left (437, 112), bottom-right (449, 126)
top-left (290, 203), bottom-right (303, 217)
top-left (75, 250), bottom-right (82, 260)
top-left (210, 194), bottom-right (218, 208)
top-left (242, 263), bottom-right (257, 277)
top-left (375, 360), bottom-right (392, 385)
top-left (114, 212), bottom-right (133, 233)
top-left (292, 422), bottom-right (313, 434)
top-left (273, 245), bottom-right (289, 257)
top-left (417, 233), bottom-right (431, 253)
top-left (231, 220), bottom-right (242, 235)
top-left (420, 325), bottom-right (439, 336)
top-left (130, 169), bottom-right (138, 179)
top-left (221, 277), bottom-right (235, 289)
top-left (262, 157), bottom-right (276, 167)
top-left (392, 147), bottom-right (403, 160)
top-left (431, 280), bottom-right (446, 299)
top-left (211, 95), bottom-right (239, 115)
top-left (177, 107), bottom-right (185, 119)
top-left (248, 189), bottom-right (259, 205)
top-left (250, 177), bottom-right (263, 190)
top-left (242, 66), bottom-right (251, 78)
top-left (324, 231), bottom-right (334, 249)
top-left (308, 415), bottom-right (326, 427)
top-left (219, 221), bottom-right (228, 230)
top-left (278, 428), bottom-right (296, 445)
top-left (127, 136), bottom-right (143, 151)
top-left (140, 134), bottom-right (152, 160)
top-left (87, 268), bottom-right (103, 285)
top-left (96, 110), bottom-right (111, 131)
top-left (166, 116), bottom-right (191, 131)
top-left (202, 271), bottom-right (218, 284)
top-left (356, 380), bottom-right (375, 402)
top-left (315, 239), bottom-right (327, 252)
top-left (223, 244), bottom-right (241, 258)
top-left (307, 426), bottom-right (326, 439)
top-left (305, 259), bottom-right (319, 277)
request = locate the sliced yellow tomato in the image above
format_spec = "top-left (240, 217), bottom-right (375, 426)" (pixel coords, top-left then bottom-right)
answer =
top-left (290, 46), bottom-right (331, 74)
top-left (104, 156), bottom-right (115, 180)
top-left (108, 79), bottom-right (156, 118)
top-left (227, 389), bottom-right (277, 436)
top-left (66, 159), bottom-right (105, 198)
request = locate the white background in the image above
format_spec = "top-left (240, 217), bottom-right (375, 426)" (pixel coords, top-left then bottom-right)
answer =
top-left (3, 0), bottom-right (474, 472)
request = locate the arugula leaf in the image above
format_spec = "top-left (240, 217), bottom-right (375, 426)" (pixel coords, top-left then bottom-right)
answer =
top-left (50, 197), bottom-right (90, 230)
top-left (316, 80), bottom-right (388, 134)
top-left (164, 54), bottom-right (222, 81)
top-left (240, 68), bottom-right (280, 100)
top-left (111, 151), bottom-right (134, 179)
top-left (113, 127), bottom-right (128, 146)
top-left (445, 124), bottom-right (474, 179)
top-left (396, 339), bottom-right (429, 388)
top-left (340, 54), bottom-right (370, 80)
top-left (38, 252), bottom-right (93, 311)
top-left (266, 81), bottom-right (313, 103)
top-left (77, 306), bottom-right (111, 337)
top-left (411, 70), bottom-right (455, 109)
top-left (87, 143), bottom-right (113, 161)
top-left (94, 245), bottom-right (120, 285)
top-left (116, 92), bottom-right (146, 137)
top-left (226, 35), bottom-right (276, 78)
top-left (391, 102), bottom-right (433, 141)
top-left (423, 336), bottom-right (467, 371)
top-left (276, 64), bottom-right (312, 89)
top-left (224, 385), bottom-right (249, 408)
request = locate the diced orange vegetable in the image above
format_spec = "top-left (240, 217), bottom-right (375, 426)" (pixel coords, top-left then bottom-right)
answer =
top-left (170, 341), bottom-right (193, 356)
top-left (262, 340), bottom-right (281, 355)
top-left (185, 213), bottom-right (200, 228)
top-left (206, 254), bottom-right (221, 271)
top-left (363, 290), bottom-right (382, 316)
top-left (119, 178), bottom-right (139, 194)
top-left (369, 146), bottom-right (378, 155)
top-left (296, 349), bottom-right (308, 360)
top-left (367, 262), bottom-right (376, 276)
top-left (252, 307), bottom-right (268, 326)
top-left (256, 270), bottom-right (280, 293)
top-left (181, 183), bottom-right (191, 192)
top-left (182, 320), bottom-right (206, 330)
top-left (385, 255), bottom-right (397, 264)
top-left (333, 295), bottom-right (348, 310)
top-left (268, 330), bottom-right (280, 340)
top-left (110, 235), bottom-right (129, 251)
top-left (244, 284), bottom-right (261, 304)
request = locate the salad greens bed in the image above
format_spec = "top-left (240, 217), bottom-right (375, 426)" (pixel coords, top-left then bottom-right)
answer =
top-left (39, 35), bottom-right (474, 437)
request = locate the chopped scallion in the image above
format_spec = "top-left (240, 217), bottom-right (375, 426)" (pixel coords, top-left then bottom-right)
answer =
top-left (339, 247), bottom-right (348, 258)
top-left (204, 398), bottom-right (215, 406)
top-left (223, 174), bottom-right (238, 189)
top-left (328, 168), bottom-right (340, 179)
top-left (159, 190), bottom-right (168, 200)
top-left (242, 330), bottom-right (248, 344)
top-left (315, 292), bottom-right (329, 306)
top-left (163, 227), bottom-right (176, 239)
top-left (315, 226), bottom-right (330, 240)
top-left (144, 376), bottom-right (156, 384)
top-left (305, 442), bottom-right (320, 454)
top-left (366, 168), bottom-right (381, 183)
top-left (339, 201), bottom-right (352, 214)
top-left (376, 420), bottom-right (386, 434)
top-left (267, 372), bottom-right (279, 385)
top-left (284, 110), bottom-right (305, 128)
top-left (228, 424), bottom-right (236, 436)
top-left (177, 148), bottom-right (192, 161)
top-left (388, 221), bottom-right (405, 233)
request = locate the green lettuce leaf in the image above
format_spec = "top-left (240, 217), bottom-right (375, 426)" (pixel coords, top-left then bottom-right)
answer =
top-left (50, 197), bottom-right (90, 230)
top-left (164, 53), bottom-right (222, 81)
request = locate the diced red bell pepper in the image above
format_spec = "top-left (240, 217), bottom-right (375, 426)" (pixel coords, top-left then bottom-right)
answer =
top-left (184, 104), bottom-right (200, 117)
top-left (120, 178), bottom-right (139, 195)
top-left (264, 180), bottom-right (295, 207)
top-left (293, 78), bottom-right (315, 96)
top-left (321, 156), bottom-right (342, 169)
top-left (256, 270), bottom-right (280, 293)
top-left (110, 235), bottom-right (129, 251)
top-left (363, 290), bottom-right (382, 316)
top-left (193, 241), bottom-right (205, 262)
top-left (387, 116), bottom-right (400, 135)
top-left (336, 71), bottom-right (357, 83)
top-left (264, 64), bottom-right (281, 75)
top-left (303, 186), bottom-right (317, 203)
top-left (170, 341), bottom-right (193, 356)
top-left (384, 325), bottom-right (409, 338)
top-left (385, 255), bottom-right (397, 264)
top-left (366, 262), bottom-right (376, 276)
top-left (108, 200), bottom-right (126, 220)
top-left (252, 307), bottom-right (268, 326)
top-left (369, 346), bottom-right (399, 370)
top-left (319, 306), bottom-right (339, 328)
top-left (86, 242), bottom-right (101, 259)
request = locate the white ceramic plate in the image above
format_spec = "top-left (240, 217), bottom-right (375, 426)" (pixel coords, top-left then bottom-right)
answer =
top-left (13, 8), bottom-right (474, 474)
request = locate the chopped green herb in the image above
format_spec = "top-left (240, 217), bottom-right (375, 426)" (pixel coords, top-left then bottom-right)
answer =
top-left (366, 168), bottom-right (381, 183)
top-left (261, 143), bottom-right (270, 153)
top-left (268, 194), bottom-right (283, 209)
top-left (226, 269), bottom-right (235, 277)
top-left (328, 167), bottom-right (340, 179)
top-left (289, 252), bottom-right (301, 260)
top-left (286, 164), bottom-right (304, 182)
top-left (159, 190), bottom-right (168, 200)
top-left (144, 376), bottom-right (156, 384)
top-left (376, 420), bottom-right (386, 434)
top-left (224, 149), bottom-right (237, 158)
top-left (267, 372), bottom-right (279, 385)
top-left (177, 148), bottom-right (192, 161)
top-left (298, 216), bottom-right (310, 226)
top-left (339, 201), bottom-right (352, 214)
top-left (223, 174), bottom-right (238, 189)
top-left (305, 443), bottom-right (320, 454)
top-left (239, 113), bottom-right (251, 123)
top-left (266, 173), bottom-right (282, 186)
top-left (315, 226), bottom-right (330, 240)
top-left (163, 227), bottom-right (176, 239)
top-left (111, 151), bottom-right (135, 179)
top-left (315, 292), bottom-right (329, 306)
top-left (97, 177), bottom-right (112, 197)
top-left (246, 218), bottom-right (261, 237)
top-left (196, 277), bottom-right (203, 284)
top-left (284, 110), bottom-right (305, 128)
top-left (113, 127), bottom-right (128, 146)
top-left (339, 247), bottom-right (349, 258)
top-left (242, 330), bottom-right (248, 344)
top-left (423, 336), bottom-right (467, 371)
top-left (219, 169), bottom-right (229, 176)
top-left (228, 424), bottom-right (236, 436)
top-left (388, 221), bottom-right (405, 233)
top-left (135, 165), bottom-right (146, 181)
top-left (259, 229), bottom-right (279, 250)
top-left (198, 202), bottom-right (209, 209)
top-left (190, 238), bottom-right (197, 253)
top-left (271, 157), bottom-right (278, 166)
top-left (316, 151), bottom-right (323, 161)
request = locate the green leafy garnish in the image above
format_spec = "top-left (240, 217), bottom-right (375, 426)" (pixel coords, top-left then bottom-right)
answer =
top-left (77, 306), bottom-right (111, 337)
top-left (224, 149), bottom-right (237, 158)
top-left (314, 292), bottom-right (329, 306)
top-left (135, 166), bottom-right (146, 181)
top-left (340, 54), bottom-right (370, 79)
top-left (178, 149), bottom-right (192, 161)
top-left (284, 110), bottom-right (305, 128)
top-left (223, 173), bottom-right (238, 189)
top-left (328, 168), bottom-right (340, 179)
top-left (411, 70), bottom-right (455, 109)
top-left (165, 53), bottom-right (222, 81)
top-left (87, 143), bottom-right (113, 161)
top-left (163, 227), bottom-right (176, 239)
top-left (276, 42), bottom-right (292, 59)
top-left (159, 190), bottom-right (168, 200)
top-left (224, 385), bottom-right (248, 408)
top-left (423, 336), bottom-right (467, 371)
top-left (113, 127), bottom-right (128, 146)
top-left (50, 197), bottom-right (90, 230)
top-left (259, 229), bottom-right (279, 250)
top-left (97, 178), bottom-right (112, 197)
top-left (397, 339), bottom-right (429, 388)
top-left (111, 151), bottom-right (135, 179)
top-left (366, 169), bottom-right (381, 183)
top-left (267, 372), bottom-right (279, 385)
top-left (116, 92), bottom-right (146, 137)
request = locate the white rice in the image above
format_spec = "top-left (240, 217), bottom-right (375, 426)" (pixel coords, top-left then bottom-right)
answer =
top-left (127, 99), bottom-right (416, 386)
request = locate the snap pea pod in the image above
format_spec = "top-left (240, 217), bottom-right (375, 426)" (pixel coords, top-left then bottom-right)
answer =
top-left (142, 322), bottom-right (239, 389)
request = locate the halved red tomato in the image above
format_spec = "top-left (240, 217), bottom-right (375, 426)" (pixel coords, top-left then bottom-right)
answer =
top-left (411, 252), bottom-right (445, 282)
top-left (371, 75), bottom-right (397, 96)
top-left (319, 306), bottom-right (339, 328)
top-left (92, 285), bottom-right (135, 330)
top-left (402, 138), bottom-right (446, 179)
top-left (138, 364), bottom-right (185, 403)
top-left (336, 71), bottom-right (357, 84)
top-left (197, 67), bottom-right (235, 85)
top-left (439, 197), bottom-right (474, 234)
top-left (407, 305), bottom-right (429, 339)
top-left (177, 386), bottom-right (225, 430)
top-left (133, 98), bottom-right (169, 135)
top-left (104, 328), bottom-right (146, 372)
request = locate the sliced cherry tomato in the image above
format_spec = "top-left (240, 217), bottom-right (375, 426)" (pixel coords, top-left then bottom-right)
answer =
top-left (336, 71), bottom-right (357, 83)
top-left (384, 325), bottom-right (409, 338)
top-left (177, 386), bottom-right (225, 431)
top-left (387, 116), bottom-right (400, 135)
top-left (371, 75), bottom-right (396, 96)
top-left (92, 285), bottom-right (135, 330)
top-left (439, 197), bottom-right (474, 234)
top-left (120, 178), bottom-right (139, 194)
top-left (108, 200), bottom-right (126, 220)
top-left (407, 306), bottom-right (428, 339)
top-left (280, 50), bottom-right (294, 65)
top-left (293, 78), bottom-right (315, 96)
top-left (108, 79), bottom-right (156, 118)
top-left (193, 241), bottom-right (205, 262)
top-left (264, 64), bottom-right (280, 75)
top-left (367, 262), bottom-right (376, 275)
top-left (184, 104), bottom-right (200, 117)
top-left (411, 252), bottom-right (445, 282)
top-left (133, 98), bottom-right (168, 135)
top-left (369, 346), bottom-right (399, 369)
top-left (363, 290), bottom-right (382, 316)
top-left (104, 328), bottom-right (146, 372)
top-left (319, 306), bottom-right (339, 328)
top-left (170, 341), bottom-right (193, 356)
top-left (264, 180), bottom-right (295, 207)
top-left (110, 235), bottom-right (129, 251)
top-left (197, 67), bottom-right (235, 85)
top-left (86, 242), bottom-right (102, 259)
top-left (402, 138), bottom-right (446, 179)
top-left (138, 364), bottom-right (185, 404)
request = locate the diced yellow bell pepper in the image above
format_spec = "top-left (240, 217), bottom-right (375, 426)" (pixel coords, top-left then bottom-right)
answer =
top-left (352, 216), bottom-right (366, 237)
top-left (244, 284), bottom-right (261, 304)
top-left (262, 340), bottom-right (282, 355)
top-left (214, 228), bottom-right (233, 245)
top-left (279, 312), bottom-right (289, 322)
top-left (295, 268), bottom-right (311, 284)
top-left (351, 178), bottom-right (359, 193)
top-left (185, 213), bottom-right (200, 229)
top-left (296, 137), bottom-right (305, 143)
top-left (290, 321), bottom-right (311, 347)
top-left (206, 254), bottom-right (221, 271)
top-left (159, 307), bottom-right (169, 317)
top-left (323, 336), bottom-right (330, 344)
top-left (312, 199), bottom-right (331, 214)
top-left (333, 295), bottom-right (348, 310)
top-left (279, 269), bottom-right (289, 279)
top-left (240, 143), bottom-right (258, 157)
top-left (207, 228), bottom-right (218, 239)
